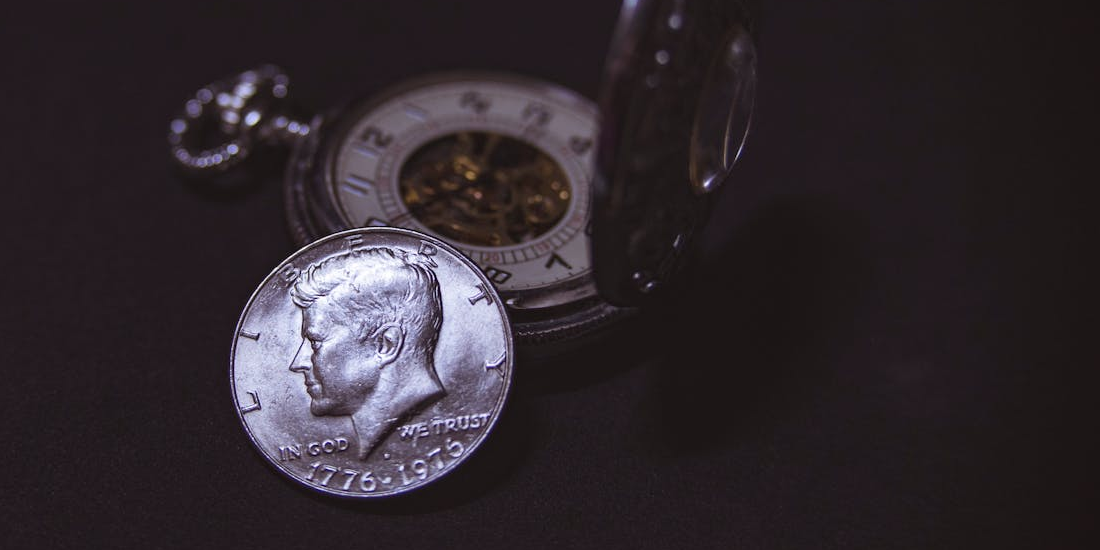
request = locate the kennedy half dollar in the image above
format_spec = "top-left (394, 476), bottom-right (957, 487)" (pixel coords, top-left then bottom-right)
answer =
top-left (231, 227), bottom-right (513, 497)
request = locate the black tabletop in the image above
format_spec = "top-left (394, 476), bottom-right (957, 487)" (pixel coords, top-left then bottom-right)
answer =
top-left (1, 0), bottom-right (1092, 548)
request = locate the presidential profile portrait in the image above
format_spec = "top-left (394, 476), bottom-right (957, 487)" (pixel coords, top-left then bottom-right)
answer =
top-left (287, 246), bottom-right (446, 460)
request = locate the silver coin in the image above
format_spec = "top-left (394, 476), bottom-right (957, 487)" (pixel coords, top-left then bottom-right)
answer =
top-left (230, 227), bottom-right (513, 497)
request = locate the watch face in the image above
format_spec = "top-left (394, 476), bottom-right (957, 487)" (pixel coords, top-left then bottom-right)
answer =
top-left (328, 76), bottom-right (599, 303)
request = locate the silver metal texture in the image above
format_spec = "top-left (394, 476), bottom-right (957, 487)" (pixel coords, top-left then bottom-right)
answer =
top-left (592, 0), bottom-right (757, 306)
top-left (230, 227), bottom-right (513, 497)
top-left (168, 64), bottom-right (309, 174)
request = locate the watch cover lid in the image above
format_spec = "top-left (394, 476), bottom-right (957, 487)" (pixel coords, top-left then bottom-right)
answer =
top-left (592, 0), bottom-right (758, 306)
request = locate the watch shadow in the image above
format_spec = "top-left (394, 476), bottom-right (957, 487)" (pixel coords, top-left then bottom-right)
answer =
top-left (629, 195), bottom-right (873, 454)
top-left (518, 311), bottom-right (659, 394)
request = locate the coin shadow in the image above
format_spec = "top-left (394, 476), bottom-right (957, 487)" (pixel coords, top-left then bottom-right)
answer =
top-left (631, 195), bottom-right (873, 454)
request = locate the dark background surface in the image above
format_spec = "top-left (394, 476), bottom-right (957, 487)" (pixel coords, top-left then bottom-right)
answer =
top-left (1, 0), bottom-right (1093, 548)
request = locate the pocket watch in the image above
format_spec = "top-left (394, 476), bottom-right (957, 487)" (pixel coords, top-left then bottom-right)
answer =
top-left (169, 0), bottom-right (758, 353)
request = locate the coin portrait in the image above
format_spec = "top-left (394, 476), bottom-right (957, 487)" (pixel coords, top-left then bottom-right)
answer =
top-left (288, 246), bottom-right (447, 460)
top-left (231, 228), bottom-right (513, 497)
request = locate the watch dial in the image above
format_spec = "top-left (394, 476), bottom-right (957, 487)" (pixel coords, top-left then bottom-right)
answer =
top-left (398, 132), bottom-right (572, 248)
top-left (330, 77), bottom-right (598, 297)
